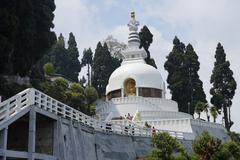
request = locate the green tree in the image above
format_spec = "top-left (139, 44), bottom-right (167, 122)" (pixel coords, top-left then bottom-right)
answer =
top-left (210, 106), bottom-right (218, 123)
top-left (0, 5), bottom-right (17, 74)
top-left (139, 25), bottom-right (157, 68)
top-left (215, 141), bottom-right (240, 160)
top-left (43, 33), bottom-right (81, 82)
top-left (228, 132), bottom-right (240, 144)
top-left (0, 76), bottom-right (29, 100)
top-left (45, 34), bottom-right (70, 78)
top-left (164, 37), bottom-right (186, 113)
top-left (165, 38), bottom-right (207, 115)
top-left (67, 32), bottom-right (81, 82)
top-left (193, 130), bottom-right (221, 160)
top-left (42, 77), bottom-right (69, 102)
top-left (66, 83), bottom-right (86, 112)
top-left (203, 103), bottom-right (210, 122)
top-left (146, 132), bottom-right (188, 160)
top-left (195, 101), bottom-right (205, 119)
top-left (81, 48), bottom-right (93, 85)
top-left (92, 42), bottom-right (120, 97)
top-left (0, 0), bottom-right (56, 77)
top-left (210, 43), bottom-right (237, 131)
top-left (84, 86), bottom-right (98, 115)
top-left (43, 62), bottom-right (54, 76)
top-left (184, 44), bottom-right (207, 115)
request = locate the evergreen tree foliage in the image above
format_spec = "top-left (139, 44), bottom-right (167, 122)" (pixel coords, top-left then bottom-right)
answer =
top-left (139, 25), bottom-right (157, 68)
top-left (0, 0), bottom-right (56, 76)
top-left (146, 129), bottom-right (240, 160)
top-left (84, 86), bottom-right (98, 115)
top-left (164, 37), bottom-right (187, 113)
top-left (215, 140), bottom-right (240, 160)
top-left (41, 77), bottom-right (98, 115)
top-left (195, 101), bottom-right (205, 119)
top-left (81, 48), bottom-right (93, 85)
top-left (44, 33), bottom-right (81, 82)
top-left (0, 76), bottom-right (29, 100)
top-left (210, 106), bottom-right (218, 123)
top-left (146, 132), bottom-right (189, 160)
top-left (92, 42), bottom-right (120, 97)
top-left (193, 130), bottom-right (221, 160)
top-left (228, 132), bottom-right (240, 144)
top-left (43, 62), bottom-right (54, 76)
top-left (203, 103), bottom-right (210, 122)
top-left (66, 83), bottom-right (85, 112)
top-left (67, 32), bottom-right (81, 82)
top-left (42, 77), bottom-right (69, 102)
top-left (164, 37), bottom-right (206, 115)
top-left (184, 44), bottom-right (207, 115)
top-left (192, 130), bottom-right (240, 160)
top-left (210, 43), bottom-right (237, 131)
top-left (50, 34), bottom-right (70, 77)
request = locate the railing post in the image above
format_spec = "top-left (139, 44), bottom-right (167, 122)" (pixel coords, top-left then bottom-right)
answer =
top-left (28, 108), bottom-right (36, 160)
top-left (28, 88), bottom-right (35, 106)
top-left (0, 127), bottom-right (8, 160)
top-left (5, 102), bottom-right (10, 121)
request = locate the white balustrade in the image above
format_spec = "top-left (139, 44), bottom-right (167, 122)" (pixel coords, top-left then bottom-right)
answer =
top-left (111, 97), bottom-right (161, 110)
top-left (0, 88), bottom-right (153, 137)
top-left (0, 88), bottom-right (199, 139)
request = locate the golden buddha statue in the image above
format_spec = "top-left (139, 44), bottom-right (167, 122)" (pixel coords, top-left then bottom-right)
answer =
top-left (124, 79), bottom-right (136, 96)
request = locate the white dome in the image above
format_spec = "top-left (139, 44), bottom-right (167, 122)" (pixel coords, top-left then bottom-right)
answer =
top-left (106, 60), bottom-right (165, 94)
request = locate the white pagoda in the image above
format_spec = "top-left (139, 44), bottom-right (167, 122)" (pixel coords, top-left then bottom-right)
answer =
top-left (96, 12), bottom-right (228, 140)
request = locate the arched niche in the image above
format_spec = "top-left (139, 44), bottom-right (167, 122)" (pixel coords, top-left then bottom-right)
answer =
top-left (124, 78), bottom-right (136, 97)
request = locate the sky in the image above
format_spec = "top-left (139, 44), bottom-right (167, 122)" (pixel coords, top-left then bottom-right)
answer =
top-left (53, 0), bottom-right (240, 132)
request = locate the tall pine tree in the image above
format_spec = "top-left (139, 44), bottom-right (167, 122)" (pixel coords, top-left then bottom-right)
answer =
top-left (0, 0), bottom-right (56, 76)
top-left (81, 48), bottom-right (93, 86)
top-left (0, 2), bottom-right (17, 74)
top-left (184, 44), bottom-right (206, 115)
top-left (92, 42), bottom-right (120, 97)
top-left (210, 43), bottom-right (236, 131)
top-left (43, 33), bottom-right (81, 82)
top-left (139, 25), bottom-right (157, 68)
top-left (67, 32), bottom-right (81, 82)
top-left (165, 37), bottom-right (206, 115)
top-left (164, 37), bottom-right (186, 113)
top-left (51, 34), bottom-right (70, 77)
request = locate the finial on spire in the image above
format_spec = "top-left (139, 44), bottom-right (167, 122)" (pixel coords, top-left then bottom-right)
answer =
top-left (128, 12), bottom-right (139, 31)
top-left (131, 12), bottom-right (135, 19)
top-left (121, 12), bottom-right (147, 60)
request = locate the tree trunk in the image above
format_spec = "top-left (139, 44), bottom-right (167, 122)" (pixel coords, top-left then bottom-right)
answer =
top-left (206, 112), bottom-right (210, 122)
top-left (223, 105), bottom-right (230, 131)
top-left (87, 64), bottom-right (90, 86)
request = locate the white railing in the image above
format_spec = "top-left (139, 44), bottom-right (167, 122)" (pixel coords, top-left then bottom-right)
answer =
top-left (145, 97), bottom-right (178, 112)
top-left (111, 96), bottom-right (162, 112)
top-left (0, 88), bottom-right (190, 139)
top-left (0, 88), bottom-right (34, 122)
top-left (111, 119), bottom-right (184, 139)
top-left (138, 110), bottom-right (192, 120)
top-left (96, 96), bottom-right (162, 121)
top-left (0, 88), bottom-right (153, 137)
